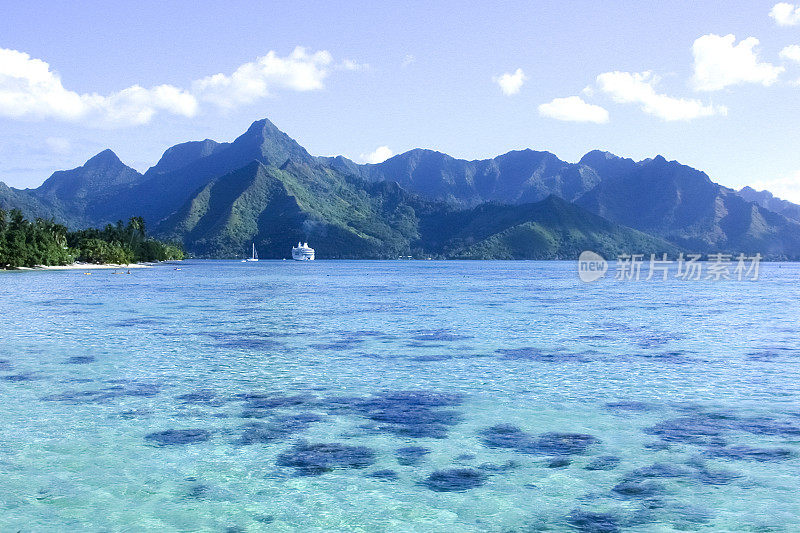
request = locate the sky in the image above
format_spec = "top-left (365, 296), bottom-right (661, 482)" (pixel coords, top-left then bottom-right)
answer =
top-left (1, 0), bottom-right (800, 201)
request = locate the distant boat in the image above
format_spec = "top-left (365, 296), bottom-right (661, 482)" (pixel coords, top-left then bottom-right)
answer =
top-left (243, 243), bottom-right (259, 262)
top-left (291, 241), bottom-right (315, 261)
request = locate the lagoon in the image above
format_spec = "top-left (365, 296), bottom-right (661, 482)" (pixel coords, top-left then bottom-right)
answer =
top-left (1, 260), bottom-right (799, 531)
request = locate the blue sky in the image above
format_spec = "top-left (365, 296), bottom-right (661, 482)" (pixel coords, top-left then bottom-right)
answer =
top-left (2, 0), bottom-right (800, 200)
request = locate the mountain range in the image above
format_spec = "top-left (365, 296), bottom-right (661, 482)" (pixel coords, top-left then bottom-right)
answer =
top-left (1, 117), bottom-right (798, 259)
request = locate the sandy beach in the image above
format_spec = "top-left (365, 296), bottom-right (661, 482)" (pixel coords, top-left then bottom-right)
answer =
top-left (12, 262), bottom-right (153, 271)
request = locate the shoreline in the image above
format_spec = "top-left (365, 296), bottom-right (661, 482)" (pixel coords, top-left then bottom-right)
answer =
top-left (11, 262), bottom-right (153, 271)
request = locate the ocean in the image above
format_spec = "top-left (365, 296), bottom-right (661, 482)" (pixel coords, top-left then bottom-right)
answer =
top-left (1, 260), bottom-right (799, 531)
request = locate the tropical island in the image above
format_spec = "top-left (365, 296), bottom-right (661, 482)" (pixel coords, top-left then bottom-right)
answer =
top-left (0, 209), bottom-right (183, 270)
top-left (2, 118), bottom-right (800, 261)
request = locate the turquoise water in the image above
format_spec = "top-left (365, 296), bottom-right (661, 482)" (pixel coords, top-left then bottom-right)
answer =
top-left (1, 260), bottom-right (799, 532)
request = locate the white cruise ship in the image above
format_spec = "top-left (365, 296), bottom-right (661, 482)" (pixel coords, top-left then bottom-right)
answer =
top-left (291, 242), bottom-right (315, 261)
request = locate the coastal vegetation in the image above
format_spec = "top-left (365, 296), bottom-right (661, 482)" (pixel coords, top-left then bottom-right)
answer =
top-left (0, 209), bottom-right (183, 269)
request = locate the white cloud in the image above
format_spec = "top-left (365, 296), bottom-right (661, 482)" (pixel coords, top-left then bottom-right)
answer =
top-left (0, 46), bottom-right (352, 126)
top-left (692, 34), bottom-right (784, 91)
top-left (780, 44), bottom-right (800, 62)
top-left (493, 68), bottom-right (527, 95)
top-left (770, 2), bottom-right (800, 25)
top-left (0, 48), bottom-right (198, 126)
top-left (597, 71), bottom-right (727, 121)
top-left (192, 47), bottom-right (333, 108)
top-left (402, 54), bottom-right (415, 67)
top-left (750, 170), bottom-right (800, 204)
top-left (98, 84), bottom-right (199, 125)
top-left (0, 48), bottom-right (94, 121)
top-left (360, 146), bottom-right (393, 164)
top-left (538, 96), bottom-right (609, 123)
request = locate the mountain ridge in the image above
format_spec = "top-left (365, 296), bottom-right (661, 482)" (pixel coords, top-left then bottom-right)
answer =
top-left (156, 159), bottom-right (675, 259)
top-left (1, 116), bottom-right (798, 259)
top-left (737, 186), bottom-right (800, 223)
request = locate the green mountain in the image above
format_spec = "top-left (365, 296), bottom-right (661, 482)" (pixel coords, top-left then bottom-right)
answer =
top-left (100, 118), bottom-right (319, 225)
top-left (575, 154), bottom-right (800, 257)
top-left (31, 149), bottom-right (146, 227)
top-left (156, 159), bottom-right (674, 259)
top-left (156, 160), bottom-right (434, 258)
top-left (0, 118), bottom-right (318, 229)
top-left (351, 148), bottom-right (800, 257)
top-left (36, 149), bottom-right (143, 203)
top-left (337, 148), bottom-right (601, 207)
top-left (1, 116), bottom-right (798, 259)
top-left (0, 181), bottom-right (66, 222)
top-left (144, 139), bottom-right (229, 177)
top-left (157, 161), bottom-right (420, 258)
top-left (1, 150), bottom-right (145, 228)
top-left (418, 196), bottom-right (678, 259)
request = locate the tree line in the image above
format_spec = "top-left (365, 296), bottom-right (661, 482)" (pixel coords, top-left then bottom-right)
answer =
top-left (0, 209), bottom-right (184, 269)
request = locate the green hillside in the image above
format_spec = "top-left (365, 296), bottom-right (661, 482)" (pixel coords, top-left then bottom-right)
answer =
top-left (157, 161), bottom-right (423, 258)
top-left (156, 161), bottom-right (674, 260)
top-left (3, 117), bottom-right (798, 259)
top-left (419, 196), bottom-right (678, 259)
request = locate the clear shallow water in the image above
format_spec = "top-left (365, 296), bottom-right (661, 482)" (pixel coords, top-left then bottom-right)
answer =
top-left (1, 260), bottom-right (799, 532)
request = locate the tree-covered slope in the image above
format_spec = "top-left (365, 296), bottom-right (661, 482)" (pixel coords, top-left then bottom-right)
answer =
top-left (417, 195), bottom-right (678, 259)
top-left (0, 182), bottom-right (72, 224)
top-left (157, 160), bottom-right (675, 260)
top-left (105, 118), bottom-right (320, 225)
top-left (31, 149), bottom-right (146, 226)
top-left (0, 210), bottom-right (182, 269)
top-left (157, 161), bottom-right (425, 258)
top-left (576, 155), bottom-right (800, 257)
top-left (0, 150), bottom-right (144, 229)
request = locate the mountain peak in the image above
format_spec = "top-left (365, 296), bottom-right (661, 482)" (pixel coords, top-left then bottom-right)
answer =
top-left (244, 117), bottom-right (280, 135)
top-left (84, 149), bottom-right (123, 168)
top-left (493, 148), bottom-right (561, 166)
top-left (541, 193), bottom-right (570, 205)
top-left (238, 118), bottom-right (294, 146)
top-left (403, 148), bottom-right (449, 159)
top-left (579, 150), bottom-right (619, 166)
top-left (34, 149), bottom-right (143, 212)
top-left (230, 117), bottom-right (314, 167)
top-left (739, 185), bottom-right (774, 200)
top-left (146, 138), bottom-right (227, 177)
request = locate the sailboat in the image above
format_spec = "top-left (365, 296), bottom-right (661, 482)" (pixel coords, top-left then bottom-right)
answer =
top-left (243, 243), bottom-right (259, 262)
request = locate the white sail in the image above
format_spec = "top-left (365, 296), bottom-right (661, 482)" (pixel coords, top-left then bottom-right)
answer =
top-left (245, 243), bottom-right (259, 262)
